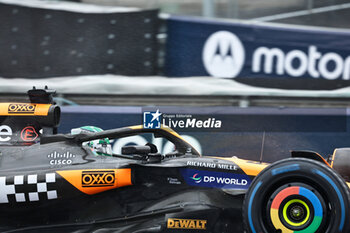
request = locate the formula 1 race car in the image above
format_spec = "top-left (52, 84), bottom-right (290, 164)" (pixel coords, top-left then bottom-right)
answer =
top-left (0, 88), bottom-right (349, 233)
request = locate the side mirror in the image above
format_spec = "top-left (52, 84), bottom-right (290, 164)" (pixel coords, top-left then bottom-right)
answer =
top-left (121, 145), bottom-right (162, 163)
top-left (122, 145), bottom-right (151, 155)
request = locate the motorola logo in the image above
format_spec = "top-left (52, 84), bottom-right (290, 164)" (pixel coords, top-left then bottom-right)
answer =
top-left (202, 31), bottom-right (245, 78)
top-left (202, 31), bottom-right (350, 80)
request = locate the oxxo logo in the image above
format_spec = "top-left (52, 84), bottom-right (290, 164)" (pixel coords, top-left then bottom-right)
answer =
top-left (57, 169), bottom-right (131, 195)
top-left (202, 31), bottom-right (245, 78)
top-left (81, 171), bottom-right (115, 187)
top-left (0, 125), bottom-right (12, 142)
top-left (203, 31), bottom-right (350, 80)
top-left (8, 104), bottom-right (36, 114)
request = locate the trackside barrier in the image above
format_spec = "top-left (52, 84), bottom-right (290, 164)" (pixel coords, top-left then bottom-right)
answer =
top-left (164, 16), bottom-right (350, 89)
top-left (0, 0), bottom-right (159, 78)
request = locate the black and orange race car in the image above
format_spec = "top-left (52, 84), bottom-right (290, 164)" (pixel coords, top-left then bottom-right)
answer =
top-left (0, 88), bottom-right (349, 233)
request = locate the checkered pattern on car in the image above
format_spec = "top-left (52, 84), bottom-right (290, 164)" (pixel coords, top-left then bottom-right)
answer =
top-left (0, 173), bottom-right (57, 203)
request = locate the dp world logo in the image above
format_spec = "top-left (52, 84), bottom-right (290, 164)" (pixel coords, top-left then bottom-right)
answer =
top-left (202, 31), bottom-right (245, 78)
top-left (190, 173), bottom-right (202, 183)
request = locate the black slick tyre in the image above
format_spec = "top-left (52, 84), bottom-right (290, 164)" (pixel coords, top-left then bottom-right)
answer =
top-left (242, 158), bottom-right (350, 233)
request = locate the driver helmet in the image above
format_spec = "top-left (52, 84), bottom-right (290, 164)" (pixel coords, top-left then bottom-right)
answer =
top-left (71, 126), bottom-right (112, 156)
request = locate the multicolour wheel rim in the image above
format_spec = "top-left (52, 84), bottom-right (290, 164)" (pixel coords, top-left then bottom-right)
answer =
top-left (269, 186), bottom-right (323, 233)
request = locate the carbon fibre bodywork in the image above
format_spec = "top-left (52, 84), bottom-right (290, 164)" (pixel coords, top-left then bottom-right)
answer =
top-left (2, 89), bottom-right (348, 233)
top-left (0, 123), bottom-right (268, 232)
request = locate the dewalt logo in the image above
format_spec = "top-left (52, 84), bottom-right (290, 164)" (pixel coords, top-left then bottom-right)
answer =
top-left (8, 104), bottom-right (36, 114)
top-left (167, 218), bottom-right (207, 230)
top-left (82, 170), bottom-right (115, 187)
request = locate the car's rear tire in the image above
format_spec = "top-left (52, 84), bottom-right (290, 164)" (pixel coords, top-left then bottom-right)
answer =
top-left (243, 158), bottom-right (350, 233)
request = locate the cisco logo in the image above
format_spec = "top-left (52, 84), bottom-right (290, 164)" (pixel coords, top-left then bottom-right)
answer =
top-left (202, 31), bottom-right (350, 80)
top-left (202, 31), bottom-right (245, 78)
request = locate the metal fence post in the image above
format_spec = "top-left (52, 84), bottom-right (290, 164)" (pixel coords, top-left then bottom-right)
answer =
top-left (227, 0), bottom-right (239, 19)
top-left (202, 0), bottom-right (216, 17)
top-left (306, 0), bottom-right (314, 11)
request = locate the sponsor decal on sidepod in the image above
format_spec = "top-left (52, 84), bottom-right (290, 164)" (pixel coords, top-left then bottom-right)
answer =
top-left (181, 169), bottom-right (250, 189)
top-left (57, 169), bottom-right (132, 195)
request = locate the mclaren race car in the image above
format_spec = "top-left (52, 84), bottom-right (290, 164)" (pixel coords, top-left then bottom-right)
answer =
top-left (0, 88), bottom-right (349, 233)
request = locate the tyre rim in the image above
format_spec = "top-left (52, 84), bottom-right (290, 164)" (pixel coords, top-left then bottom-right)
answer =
top-left (269, 186), bottom-right (323, 233)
